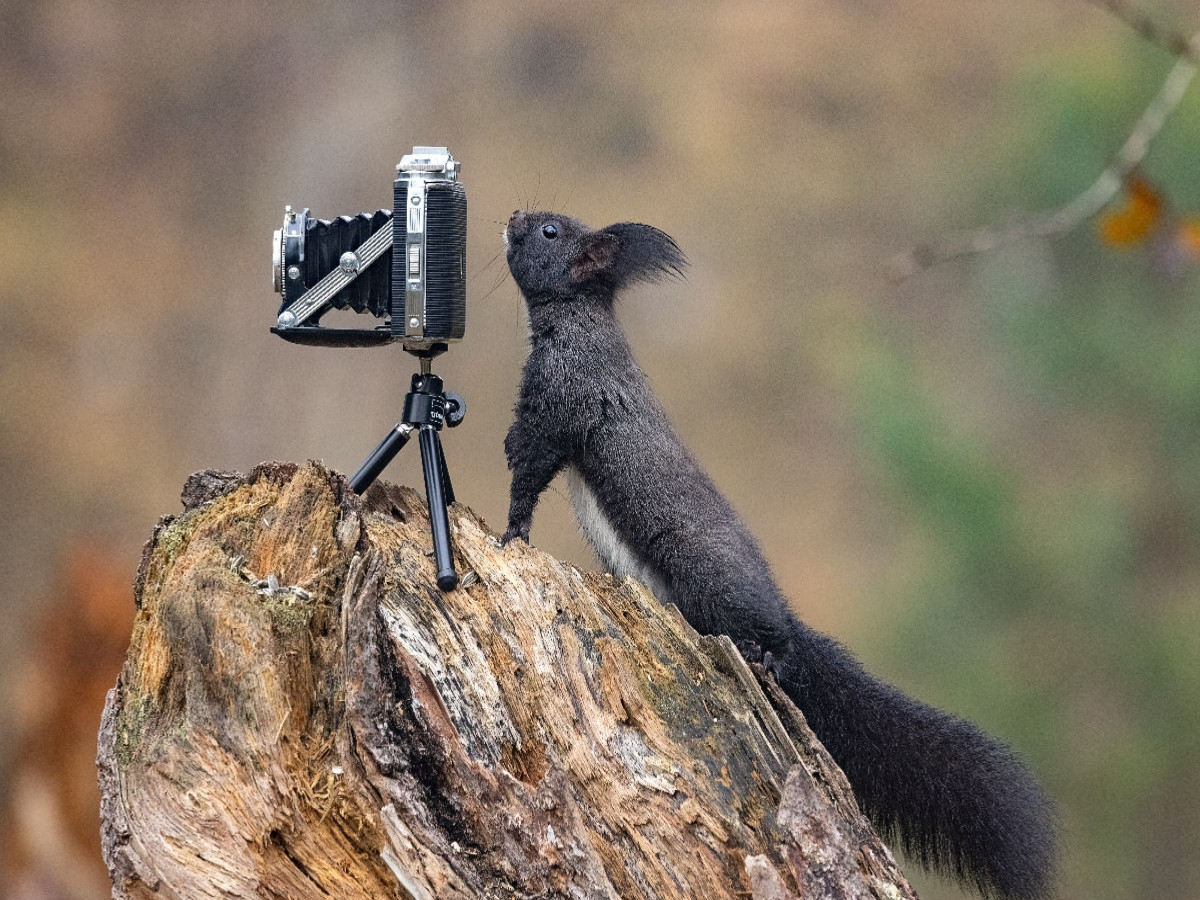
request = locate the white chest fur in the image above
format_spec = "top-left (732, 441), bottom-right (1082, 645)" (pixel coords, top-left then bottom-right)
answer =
top-left (565, 467), bottom-right (672, 603)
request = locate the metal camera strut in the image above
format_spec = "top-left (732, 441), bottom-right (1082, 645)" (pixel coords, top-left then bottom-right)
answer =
top-left (348, 357), bottom-right (466, 591)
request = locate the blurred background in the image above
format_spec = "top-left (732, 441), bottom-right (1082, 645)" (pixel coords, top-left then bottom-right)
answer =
top-left (2, 1), bottom-right (1198, 898)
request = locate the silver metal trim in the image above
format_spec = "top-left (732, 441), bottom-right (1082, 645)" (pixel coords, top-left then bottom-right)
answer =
top-left (277, 206), bottom-right (306, 296)
top-left (397, 147), bottom-right (459, 180)
top-left (272, 229), bottom-right (283, 292)
top-left (403, 174), bottom-right (428, 340)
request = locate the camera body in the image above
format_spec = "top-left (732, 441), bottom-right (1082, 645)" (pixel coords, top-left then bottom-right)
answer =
top-left (271, 147), bottom-right (466, 351)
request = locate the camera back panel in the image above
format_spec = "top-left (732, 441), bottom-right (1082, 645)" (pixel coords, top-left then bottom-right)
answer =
top-left (394, 179), bottom-right (466, 343)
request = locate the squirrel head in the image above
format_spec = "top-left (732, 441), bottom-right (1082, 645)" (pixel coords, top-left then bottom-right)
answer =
top-left (505, 210), bottom-right (686, 306)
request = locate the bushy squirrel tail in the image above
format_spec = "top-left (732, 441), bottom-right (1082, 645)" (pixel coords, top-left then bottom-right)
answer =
top-left (771, 619), bottom-right (1057, 900)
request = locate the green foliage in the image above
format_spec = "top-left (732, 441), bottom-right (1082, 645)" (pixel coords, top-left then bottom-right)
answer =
top-left (856, 36), bottom-right (1200, 900)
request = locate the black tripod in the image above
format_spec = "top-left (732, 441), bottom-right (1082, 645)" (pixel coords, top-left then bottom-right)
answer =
top-left (348, 361), bottom-right (466, 591)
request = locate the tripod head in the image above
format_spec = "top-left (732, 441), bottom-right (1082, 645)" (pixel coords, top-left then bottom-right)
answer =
top-left (402, 372), bottom-right (466, 431)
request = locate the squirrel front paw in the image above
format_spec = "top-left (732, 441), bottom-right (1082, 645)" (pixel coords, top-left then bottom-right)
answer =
top-left (500, 522), bottom-right (531, 546)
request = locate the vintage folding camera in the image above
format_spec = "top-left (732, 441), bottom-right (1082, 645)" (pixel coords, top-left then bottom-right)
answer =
top-left (268, 146), bottom-right (469, 591)
top-left (271, 146), bottom-right (466, 352)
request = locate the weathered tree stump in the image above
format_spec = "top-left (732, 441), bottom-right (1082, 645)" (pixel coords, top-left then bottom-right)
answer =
top-left (98, 462), bottom-right (917, 900)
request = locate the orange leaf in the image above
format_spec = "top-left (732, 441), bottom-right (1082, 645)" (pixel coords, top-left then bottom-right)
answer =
top-left (1100, 176), bottom-right (1163, 247)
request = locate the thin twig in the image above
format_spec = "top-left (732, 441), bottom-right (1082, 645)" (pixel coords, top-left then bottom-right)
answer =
top-left (889, 11), bottom-right (1200, 282)
top-left (1088, 0), bottom-right (1198, 61)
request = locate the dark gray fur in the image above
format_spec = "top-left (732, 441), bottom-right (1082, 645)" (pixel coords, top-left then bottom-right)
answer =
top-left (502, 210), bottom-right (1057, 900)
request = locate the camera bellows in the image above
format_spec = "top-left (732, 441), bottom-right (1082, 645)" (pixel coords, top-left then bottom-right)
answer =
top-left (303, 210), bottom-right (393, 318)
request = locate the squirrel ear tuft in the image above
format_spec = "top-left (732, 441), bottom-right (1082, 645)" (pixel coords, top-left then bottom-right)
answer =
top-left (570, 223), bottom-right (688, 291)
top-left (570, 231), bottom-right (619, 283)
top-left (598, 223), bottom-right (688, 290)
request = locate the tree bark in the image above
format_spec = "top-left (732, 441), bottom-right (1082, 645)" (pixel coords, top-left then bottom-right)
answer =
top-left (98, 461), bottom-right (917, 900)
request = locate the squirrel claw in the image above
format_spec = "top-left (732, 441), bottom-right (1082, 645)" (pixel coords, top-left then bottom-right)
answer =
top-left (738, 640), bottom-right (785, 682)
top-left (736, 639), bottom-right (765, 664)
top-left (759, 650), bottom-right (787, 683)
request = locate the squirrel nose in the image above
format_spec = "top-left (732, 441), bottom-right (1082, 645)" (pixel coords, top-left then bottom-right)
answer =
top-left (509, 210), bottom-right (524, 226)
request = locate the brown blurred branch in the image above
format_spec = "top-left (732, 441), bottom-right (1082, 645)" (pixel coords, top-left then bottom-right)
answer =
top-left (889, 3), bottom-right (1200, 282)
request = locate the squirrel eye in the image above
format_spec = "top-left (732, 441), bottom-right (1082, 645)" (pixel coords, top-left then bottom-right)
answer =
top-left (541, 223), bottom-right (559, 239)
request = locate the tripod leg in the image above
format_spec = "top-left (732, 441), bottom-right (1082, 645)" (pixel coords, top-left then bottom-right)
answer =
top-left (349, 424), bottom-right (414, 494)
top-left (418, 426), bottom-right (459, 591)
top-left (435, 435), bottom-right (455, 505)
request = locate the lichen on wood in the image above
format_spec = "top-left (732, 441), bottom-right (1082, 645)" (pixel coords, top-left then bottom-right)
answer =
top-left (98, 462), bottom-right (916, 900)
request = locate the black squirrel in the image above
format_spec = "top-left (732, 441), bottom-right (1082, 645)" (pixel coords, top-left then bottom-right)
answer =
top-left (500, 210), bottom-right (1057, 900)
